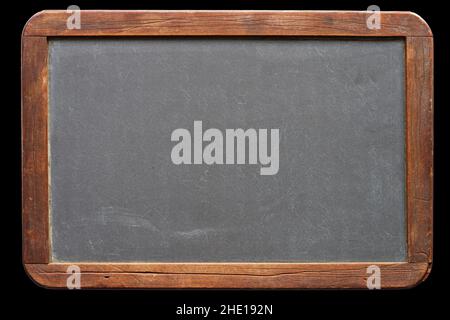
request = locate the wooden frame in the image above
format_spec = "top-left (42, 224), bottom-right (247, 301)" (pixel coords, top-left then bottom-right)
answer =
top-left (22, 10), bottom-right (433, 289)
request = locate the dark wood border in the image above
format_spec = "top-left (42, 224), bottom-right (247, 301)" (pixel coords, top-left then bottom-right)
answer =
top-left (22, 36), bottom-right (49, 264)
top-left (23, 10), bottom-right (432, 37)
top-left (21, 10), bottom-right (433, 289)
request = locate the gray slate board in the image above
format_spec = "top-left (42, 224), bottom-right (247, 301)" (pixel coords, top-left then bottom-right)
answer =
top-left (49, 38), bottom-right (406, 262)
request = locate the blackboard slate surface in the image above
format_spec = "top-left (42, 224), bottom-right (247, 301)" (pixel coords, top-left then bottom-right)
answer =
top-left (49, 38), bottom-right (406, 262)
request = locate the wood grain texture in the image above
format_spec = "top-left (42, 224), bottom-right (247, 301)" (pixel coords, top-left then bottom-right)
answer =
top-left (23, 10), bottom-right (432, 37)
top-left (406, 37), bottom-right (433, 264)
top-left (21, 10), bottom-right (433, 289)
top-left (21, 37), bottom-right (49, 264)
top-left (25, 262), bottom-right (429, 289)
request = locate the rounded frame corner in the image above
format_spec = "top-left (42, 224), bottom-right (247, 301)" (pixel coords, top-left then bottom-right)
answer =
top-left (401, 261), bottom-right (433, 289)
top-left (22, 10), bottom-right (50, 38)
top-left (405, 11), bottom-right (433, 36)
top-left (23, 263), bottom-right (61, 290)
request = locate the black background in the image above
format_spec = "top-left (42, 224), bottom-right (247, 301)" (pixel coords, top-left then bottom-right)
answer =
top-left (6, 1), bottom-right (448, 318)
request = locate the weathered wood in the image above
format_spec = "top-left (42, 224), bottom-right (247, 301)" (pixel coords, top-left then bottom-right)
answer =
top-left (25, 262), bottom-right (429, 289)
top-left (21, 36), bottom-right (49, 263)
top-left (23, 10), bottom-right (432, 37)
top-left (406, 37), bottom-right (433, 264)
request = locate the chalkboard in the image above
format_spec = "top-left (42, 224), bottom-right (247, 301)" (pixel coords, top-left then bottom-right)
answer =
top-left (22, 10), bottom-right (433, 289)
top-left (49, 38), bottom-right (406, 262)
